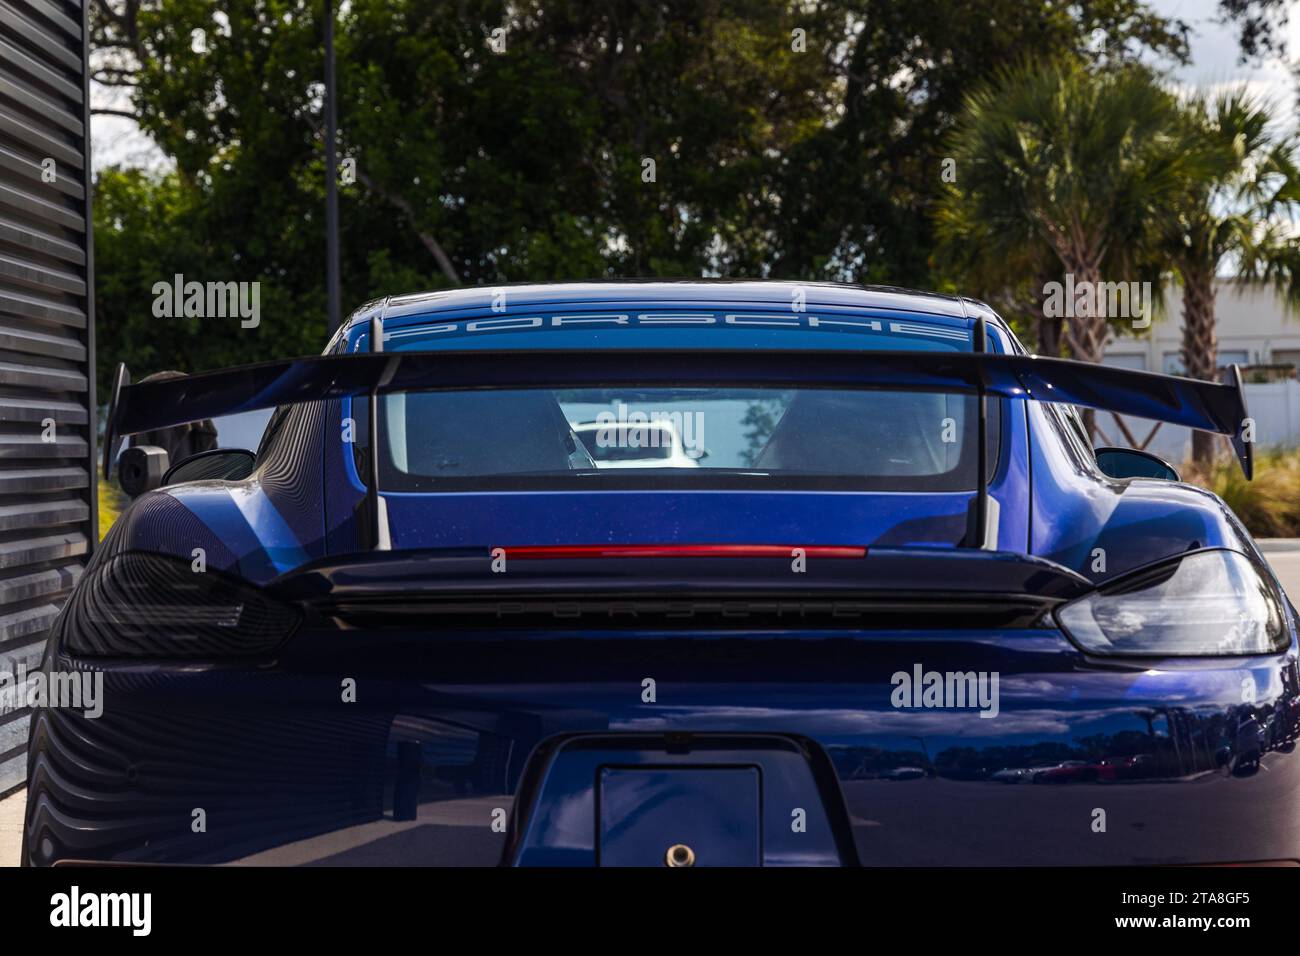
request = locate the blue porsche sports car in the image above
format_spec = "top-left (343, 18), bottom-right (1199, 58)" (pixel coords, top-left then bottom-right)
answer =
top-left (22, 281), bottom-right (1298, 866)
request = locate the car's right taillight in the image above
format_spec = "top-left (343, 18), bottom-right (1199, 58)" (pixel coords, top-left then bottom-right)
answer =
top-left (1054, 548), bottom-right (1288, 657)
top-left (59, 551), bottom-right (299, 658)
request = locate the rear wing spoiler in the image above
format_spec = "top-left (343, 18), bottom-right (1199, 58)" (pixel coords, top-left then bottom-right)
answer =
top-left (103, 348), bottom-right (1254, 480)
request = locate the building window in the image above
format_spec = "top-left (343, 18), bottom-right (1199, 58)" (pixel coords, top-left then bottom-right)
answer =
top-left (1163, 350), bottom-right (1249, 375)
top-left (1271, 349), bottom-right (1300, 370)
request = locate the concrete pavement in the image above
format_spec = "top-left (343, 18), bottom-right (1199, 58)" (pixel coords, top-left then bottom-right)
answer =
top-left (0, 788), bottom-right (23, 867)
top-left (1257, 539), bottom-right (1300, 601)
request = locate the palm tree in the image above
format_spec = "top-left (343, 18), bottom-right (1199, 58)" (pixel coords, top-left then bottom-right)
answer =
top-left (936, 59), bottom-right (1191, 368)
top-left (935, 215), bottom-right (1063, 354)
top-left (1164, 90), bottom-right (1300, 467)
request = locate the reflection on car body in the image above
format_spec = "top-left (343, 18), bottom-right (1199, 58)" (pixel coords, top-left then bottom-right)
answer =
top-left (24, 282), bottom-right (1300, 867)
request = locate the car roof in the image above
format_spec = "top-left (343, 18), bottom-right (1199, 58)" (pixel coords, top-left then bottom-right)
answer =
top-left (335, 280), bottom-right (1006, 340)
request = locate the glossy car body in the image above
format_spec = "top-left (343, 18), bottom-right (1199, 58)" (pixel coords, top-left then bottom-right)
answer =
top-left (22, 281), bottom-right (1299, 867)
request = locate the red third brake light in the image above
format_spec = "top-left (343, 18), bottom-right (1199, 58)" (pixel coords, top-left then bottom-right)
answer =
top-left (501, 544), bottom-right (867, 559)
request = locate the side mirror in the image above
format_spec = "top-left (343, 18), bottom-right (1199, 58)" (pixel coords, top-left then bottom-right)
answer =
top-left (163, 448), bottom-right (257, 485)
top-left (1094, 447), bottom-right (1179, 482)
top-left (118, 445), bottom-right (170, 498)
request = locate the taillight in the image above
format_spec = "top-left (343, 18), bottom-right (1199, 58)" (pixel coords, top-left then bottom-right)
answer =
top-left (1055, 549), bottom-right (1287, 657)
top-left (59, 552), bottom-right (299, 658)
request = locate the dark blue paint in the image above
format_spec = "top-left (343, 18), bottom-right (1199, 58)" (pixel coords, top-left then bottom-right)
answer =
top-left (598, 767), bottom-right (763, 868)
top-left (25, 283), bottom-right (1297, 867)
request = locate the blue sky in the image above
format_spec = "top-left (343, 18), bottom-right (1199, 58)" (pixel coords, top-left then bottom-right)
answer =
top-left (1153, 0), bottom-right (1298, 112)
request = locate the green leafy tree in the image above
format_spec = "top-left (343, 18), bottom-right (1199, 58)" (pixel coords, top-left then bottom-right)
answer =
top-left (86, 0), bottom-right (1196, 390)
top-left (92, 167), bottom-right (327, 397)
top-left (88, 0), bottom-right (838, 390)
top-left (934, 59), bottom-right (1191, 369)
top-left (761, 0), bottom-right (1189, 284)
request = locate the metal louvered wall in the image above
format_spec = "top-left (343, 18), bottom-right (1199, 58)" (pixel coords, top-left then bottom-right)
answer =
top-left (0, 0), bottom-right (95, 795)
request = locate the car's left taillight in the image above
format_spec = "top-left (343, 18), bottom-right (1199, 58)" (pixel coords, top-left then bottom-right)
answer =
top-left (58, 551), bottom-right (300, 658)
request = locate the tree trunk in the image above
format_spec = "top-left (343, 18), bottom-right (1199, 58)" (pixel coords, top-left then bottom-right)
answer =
top-left (1037, 314), bottom-right (1063, 356)
top-left (1181, 269), bottom-right (1219, 469)
top-left (1061, 260), bottom-right (1108, 439)
top-left (353, 167), bottom-right (460, 285)
top-left (1062, 261), bottom-right (1108, 365)
top-left (1033, 262), bottom-right (1064, 356)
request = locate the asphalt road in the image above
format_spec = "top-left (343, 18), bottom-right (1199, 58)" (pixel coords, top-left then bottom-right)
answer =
top-left (1258, 539), bottom-right (1300, 603)
top-left (0, 789), bottom-right (22, 867)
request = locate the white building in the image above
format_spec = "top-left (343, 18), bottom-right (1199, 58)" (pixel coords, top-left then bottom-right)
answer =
top-left (1099, 280), bottom-right (1300, 464)
top-left (1102, 280), bottom-right (1300, 373)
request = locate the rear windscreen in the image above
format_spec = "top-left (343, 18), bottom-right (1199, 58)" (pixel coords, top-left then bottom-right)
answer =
top-left (355, 387), bottom-right (1000, 492)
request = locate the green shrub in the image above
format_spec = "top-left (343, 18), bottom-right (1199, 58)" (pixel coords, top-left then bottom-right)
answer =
top-left (1182, 449), bottom-right (1300, 538)
top-left (98, 481), bottom-right (126, 541)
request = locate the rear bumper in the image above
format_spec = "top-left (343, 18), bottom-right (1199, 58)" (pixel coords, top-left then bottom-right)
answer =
top-left (23, 626), bottom-right (1300, 866)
